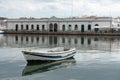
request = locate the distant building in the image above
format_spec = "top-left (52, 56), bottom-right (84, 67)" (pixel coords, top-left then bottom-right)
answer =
top-left (112, 17), bottom-right (120, 27)
top-left (4, 16), bottom-right (112, 33)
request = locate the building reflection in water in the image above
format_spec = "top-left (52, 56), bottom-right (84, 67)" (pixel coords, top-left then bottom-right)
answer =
top-left (0, 34), bottom-right (120, 51)
top-left (22, 57), bottom-right (76, 76)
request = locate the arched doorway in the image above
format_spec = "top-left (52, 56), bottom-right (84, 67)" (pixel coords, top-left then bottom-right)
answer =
top-left (81, 25), bottom-right (84, 32)
top-left (75, 25), bottom-right (78, 30)
top-left (68, 25), bottom-right (72, 31)
top-left (15, 24), bottom-right (18, 31)
top-left (49, 23), bottom-right (53, 32)
top-left (37, 25), bottom-right (39, 30)
top-left (42, 25), bottom-right (45, 31)
top-left (54, 23), bottom-right (58, 32)
top-left (94, 28), bottom-right (99, 32)
top-left (26, 25), bottom-right (29, 30)
top-left (62, 25), bottom-right (65, 31)
top-left (21, 25), bottom-right (23, 30)
top-left (88, 24), bottom-right (91, 31)
top-left (31, 24), bottom-right (34, 30)
top-left (94, 24), bottom-right (99, 32)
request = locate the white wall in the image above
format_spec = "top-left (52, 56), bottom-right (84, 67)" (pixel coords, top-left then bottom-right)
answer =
top-left (6, 18), bottom-right (111, 32)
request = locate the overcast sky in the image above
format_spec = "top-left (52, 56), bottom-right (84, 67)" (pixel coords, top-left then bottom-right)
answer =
top-left (0, 0), bottom-right (120, 18)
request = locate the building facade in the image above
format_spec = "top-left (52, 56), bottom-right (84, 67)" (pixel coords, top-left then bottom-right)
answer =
top-left (5, 16), bottom-right (112, 33)
top-left (112, 17), bottom-right (120, 27)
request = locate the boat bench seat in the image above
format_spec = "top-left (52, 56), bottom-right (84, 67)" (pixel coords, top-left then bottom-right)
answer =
top-left (48, 47), bottom-right (66, 52)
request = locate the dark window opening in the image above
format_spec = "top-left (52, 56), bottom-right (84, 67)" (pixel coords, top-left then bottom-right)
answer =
top-left (75, 25), bottom-right (78, 30)
top-left (31, 25), bottom-right (34, 30)
top-left (62, 25), bottom-right (65, 31)
top-left (95, 24), bottom-right (99, 26)
top-left (94, 28), bottom-right (99, 32)
top-left (54, 23), bottom-right (58, 32)
top-left (15, 24), bottom-right (18, 31)
top-left (81, 25), bottom-right (84, 32)
top-left (69, 25), bottom-right (71, 31)
top-left (49, 23), bottom-right (53, 32)
top-left (37, 25), bottom-right (39, 30)
top-left (88, 24), bottom-right (91, 30)
top-left (42, 25), bottom-right (45, 31)
top-left (21, 25), bottom-right (23, 30)
top-left (26, 25), bottom-right (29, 30)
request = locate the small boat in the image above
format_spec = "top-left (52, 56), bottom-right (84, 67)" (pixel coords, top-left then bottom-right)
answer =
top-left (22, 47), bottom-right (76, 62)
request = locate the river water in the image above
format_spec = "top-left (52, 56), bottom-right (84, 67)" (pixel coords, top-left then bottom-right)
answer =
top-left (0, 34), bottom-right (120, 80)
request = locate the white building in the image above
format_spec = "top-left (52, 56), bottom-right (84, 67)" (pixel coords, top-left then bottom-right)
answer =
top-left (5, 16), bottom-right (112, 33)
top-left (112, 17), bottom-right (120, 28)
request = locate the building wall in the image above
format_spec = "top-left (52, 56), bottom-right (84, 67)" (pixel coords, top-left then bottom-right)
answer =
top-left (6, 18), bottom-right (112, 32)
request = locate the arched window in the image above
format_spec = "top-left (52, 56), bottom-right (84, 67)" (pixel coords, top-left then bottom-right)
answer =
top-left (21, 25), bottom-right (23, 30)
top-left (81, 25), bottom-right (84, 32)
top-left (69, 25), bottom-right (72, 31)
top-left (75, 25), bottom-right (78, 30)
top-left (49, 23), bottom-right (53, 32)
top-left (95, 24), bottom-right (99, 26)
top-left (26, 24), bottom-right (29, 30)
top-left (62, 25), bottom-right (65, 31)
top-left (37, 25), bottom-right (39, 30)
top-left (15, 24), bottom-right (18, 31)
top-left (88, 24), bottom-right (91, 30)
top-left (54, 23), bottom-right (58, 32)
top-left (42, 25), bottom-right (45, 31)
top-left (31, 24), bottom-right (34, 30)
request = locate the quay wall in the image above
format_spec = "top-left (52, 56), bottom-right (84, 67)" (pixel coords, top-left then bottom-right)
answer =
top-left (4, 30), bottom-right (120, 36)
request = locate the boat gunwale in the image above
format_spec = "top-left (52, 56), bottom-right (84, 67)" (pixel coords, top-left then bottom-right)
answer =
top-left (22, 48), bottom-right (76, 54)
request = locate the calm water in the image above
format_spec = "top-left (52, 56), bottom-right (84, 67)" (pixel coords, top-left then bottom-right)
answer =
top-left (0, 34), bottom-right (120, 80)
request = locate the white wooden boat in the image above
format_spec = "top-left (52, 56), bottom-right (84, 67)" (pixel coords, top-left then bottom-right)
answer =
top-left (22, 47), bottom-right (76, 62)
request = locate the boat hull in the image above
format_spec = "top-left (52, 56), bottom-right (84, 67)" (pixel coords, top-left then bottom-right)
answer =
top-left (22, 48), bottom-right (76, 61)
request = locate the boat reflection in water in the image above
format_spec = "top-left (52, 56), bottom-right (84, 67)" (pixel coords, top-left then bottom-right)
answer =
top-left (22, 57), bottom-right (76, 76)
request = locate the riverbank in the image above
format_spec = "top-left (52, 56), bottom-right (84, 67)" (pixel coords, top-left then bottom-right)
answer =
top-left (3, 30), bottom-right (120, 36)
